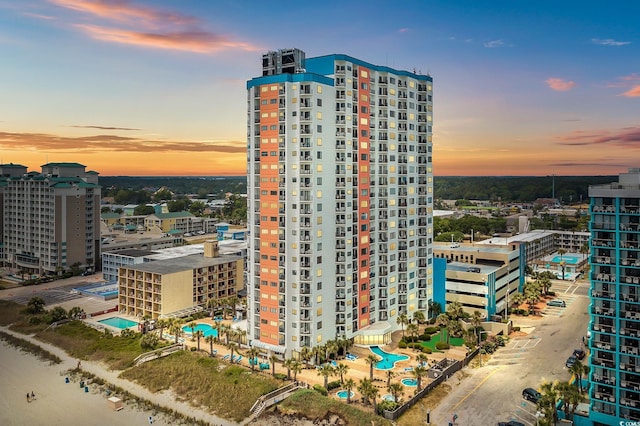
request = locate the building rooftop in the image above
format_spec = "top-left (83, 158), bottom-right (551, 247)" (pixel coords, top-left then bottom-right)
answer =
top-left (109, 249), bottom-right (158, 257)
top-left (447, 261), bottom-right (498, 275)
top-left (124, 253), bottom-right (243, 274)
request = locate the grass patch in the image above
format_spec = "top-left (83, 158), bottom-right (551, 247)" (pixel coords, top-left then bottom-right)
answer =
top-left (420, 330), bottom-right (464, 351)
top-left (0, 299), bottom-right (27, 326)
top-left (396, 382), bottom-right (453, 426)
top-left (36, 321), bottom-right (149, 370)
top-left (275, 389), bottom-right (392, 426)
top-left (121, 350), bottom-right (281, 422)
top-left (0, 330), bottom-right (61, 364)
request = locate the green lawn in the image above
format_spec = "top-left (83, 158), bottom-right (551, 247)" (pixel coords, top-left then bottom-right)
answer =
top-left (420, 330), bottom-right (464, 351)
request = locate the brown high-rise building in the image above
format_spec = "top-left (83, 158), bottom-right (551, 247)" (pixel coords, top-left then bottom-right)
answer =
top-left (0, 162), bottom-right (101, 275)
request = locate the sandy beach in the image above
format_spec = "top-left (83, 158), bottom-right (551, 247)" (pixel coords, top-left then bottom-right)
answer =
top-left (0, 340), bottom-right (159, 426)
top-left (0, 329), bottom-right (235, 426)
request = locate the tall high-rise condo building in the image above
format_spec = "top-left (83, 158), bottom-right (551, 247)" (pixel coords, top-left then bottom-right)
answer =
top-left (0, 163), bottom-right (101, 275)
top-left (589, 167), bottom-right (640, 423)
top-left (246, 48), bottom-right (434, 356)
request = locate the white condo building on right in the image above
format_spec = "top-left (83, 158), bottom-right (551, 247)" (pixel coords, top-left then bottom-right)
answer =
top-left (588, 167), bottom-right (640, 424)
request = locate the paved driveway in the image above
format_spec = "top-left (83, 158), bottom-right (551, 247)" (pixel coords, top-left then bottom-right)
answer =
top-left (429, 293), bottom-right (590, 426)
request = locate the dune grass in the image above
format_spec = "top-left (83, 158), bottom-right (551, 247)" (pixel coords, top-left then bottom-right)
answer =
top-left (274, 389), bottom-right (393, 426)
top-left (0, 299), bottom-right (27, 326)
top-left (121, 350), bottom-right (281, 422)
top-left (0, 330), bottom-right (61, 364)
top-left (37, 321), bottom-right (147, 370)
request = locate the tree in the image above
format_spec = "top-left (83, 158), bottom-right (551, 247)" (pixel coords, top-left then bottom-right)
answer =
top-left (358, 378), bottom-right (374, 405)
top-left (194, 330), bottom-right (203, 351)
top-left (436, 313), bottom-right (451, 345)
top-left (343, 378), bottom-right (356, 404)
top-left (413, 311), bottom-right (425, 325)
top-left (538, 381), bottom-right (559, 425)
top-left (27, 297), bottom-right (45, 314)
top-left (300, 346), bottom-right (313, 368)
top-left (168, 318), bottom-right (183, 344)
top-left (189, 201), bottom-right (207, 216)
top-left (316, 363), bottom-right (334, 389)
top-left (388, 382), bottom-right (404, 405)
top-left (205, 335), bottom-right (215, 356)
top-left (227, 342), bottom-right (238, 363)
top-left (416, 353), bottom-right (429, 368)
top-left (407, 323), bottom-right (419, 343)
top-left (152, 188), bottom-right (173, 202)
top-left (68, 306), bottom-right (85, 320)
top-left (396, 313), bottom-right (409, 338)
top-left (247, 347), bottom-right (260, 371)
top-left (291, 359), bottom-right (303, 381)
top-left (569, 360), bottom-right (586, 394)
top-left (188, 322), bottom-right (197, 340)
top-left (283, 357), bottom-right (293, 380)
top-left (49, 306), bottom-right (68, 323)
top-left (385, 370), bottom-right (396, 388)
top-left (133, 204), bottom-right (155, 215)
top-left (365, 354), bottom-right (379, 381)
top-left (412, 365), bottom-right (428, 391)
top-left (471, 310), bottom-right (483, 346)
top-left (269, 354), bottom-right (278, 377)
top-left (335, 362), bottom-right (349, 384)
top-left (428, 300), bottom-right (442, 319)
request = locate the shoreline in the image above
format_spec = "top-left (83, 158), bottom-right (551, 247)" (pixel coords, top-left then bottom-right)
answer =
top-left (0, 327), bottom-right (236, 426)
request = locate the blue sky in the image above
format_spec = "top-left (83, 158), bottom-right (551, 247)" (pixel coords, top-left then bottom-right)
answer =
top-left (0, 0), bottom-right (638, 175)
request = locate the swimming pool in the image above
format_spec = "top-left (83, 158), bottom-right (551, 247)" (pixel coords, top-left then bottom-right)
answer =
top-left (382, 394), bottom-right (396, 402)
top-left (550, 254), bottom-right (580, 264)
top-left (98, 317), bottom-right (138, 329)
top-left (336, 390), bottom-right (354, 399)
top-left (401, 378), bottom-right (418, 387)
top-left (370, 346), bottom-right (409, 370)
top-left (182, 323), bottom-right (219, 338)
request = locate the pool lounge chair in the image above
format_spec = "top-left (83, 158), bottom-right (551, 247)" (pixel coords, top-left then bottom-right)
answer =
top-left (222, 354), bottom-right (230, 360)
top-left (331, 360), bottom-right (338, 367)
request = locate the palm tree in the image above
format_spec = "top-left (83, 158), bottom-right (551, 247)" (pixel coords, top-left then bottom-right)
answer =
top-left (227, 342), bottom-right (238, 364)
top-left (416, 353), bottom-right (429, 368)
top-left (412, 365), bottom-right (428, 391)
top-left (569, 360), bottom-right (586, 393)
top-left (247, 347), bottom-right (260, 371)
top-left (205, 335), bottom-right (215, 356)
top-left (300, 346), bottom-right (313, 368)
top-left (312, 344), bottom-right (325, 365)
top-left (283, 357), bottom-right (293, 380)
top-left (436, 313), bottom-right (450, 344)
top-left (396, 313), bottom-right (409, 338)
top-left (194, 330), bottom-right (203, 351)
top-left (471, 310), bottom-right (483, 345)
top-left (369, 384), bottom-right (380, 414)
top-left (413, 311), bottom-right (425, 325)
top-left (235, 329), bottom-right (247, 346)
top-left (316, 363), bottom-right (335, 389)
top-left (325, 339), bottom-right (339, 361)
top-left (538, 381), bottom-right (559, 425)
top-left (213, 319), bottom-right (222, 342)
top-left (385, 370), bottom-right (396, 388)
top-left (343, 378), bottom-right (356, 404)
top-left (448, 301), bottom-right (464, 320)
top-left (428, 300), bottom-right (442, 320)
top-left (358, 378), bottom-right (374, 405)
top-left (407, 323), bottom-right (419, 343)
top-left (365, 354), bottom-right (379, 381)
top-left (168, 318), bottom-right (183, 344)
top-left (291, 359), bottom-right (303, 381)
top-left (335, 362), bottom-right (349, 384)
top-left (388, 382), bottom-right (404, 405)
top-left (269, 354), bottom-right (279, 377)
top-left (155, 319), bottom-right (168, 339)
top-left (188, 321), bottom-right (197, 340)
top-left (512, 292), bottom-right (526, 310)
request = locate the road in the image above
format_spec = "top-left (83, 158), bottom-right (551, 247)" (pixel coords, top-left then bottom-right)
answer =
top-left (430, 280), bottom-right (590, 426)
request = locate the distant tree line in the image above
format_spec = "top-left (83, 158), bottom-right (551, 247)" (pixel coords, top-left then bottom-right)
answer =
top-left (99, 175), bottom-right (615, 205)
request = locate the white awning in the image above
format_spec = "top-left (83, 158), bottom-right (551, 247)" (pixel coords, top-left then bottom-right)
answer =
top-left (250, 340), bottom-right (286, 354)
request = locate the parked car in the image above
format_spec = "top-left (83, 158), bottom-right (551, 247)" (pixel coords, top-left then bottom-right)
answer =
top-left (566, 355), bottom-right (578, 368)
top-left (522, 387), bottom-right (541, 403)
top-left (498, 421), bottom-right (525, 426)
top-left (573, 348), bottom-right (586, 360)
top-left (547, 299), bottom-right (566, 307)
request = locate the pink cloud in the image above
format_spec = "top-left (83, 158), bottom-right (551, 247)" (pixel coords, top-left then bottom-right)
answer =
top-left (76, 24), bottom-right (256, 53)
top-left (546, 78), bottom-right (577, 91)
top-left (556, 127), bottom-right (640, 147)
top-left (621, 85), bottom-right (640, 97)
top-left (48, 0), bottom-right (259, 53)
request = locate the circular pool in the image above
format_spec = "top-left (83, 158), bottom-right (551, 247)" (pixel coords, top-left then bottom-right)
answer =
top-left (382, 394), bottom-right (396, 402)
top-left (336, 390), bottom-right (354, 399)
top-left (401, 378), bottom-right (417, 387)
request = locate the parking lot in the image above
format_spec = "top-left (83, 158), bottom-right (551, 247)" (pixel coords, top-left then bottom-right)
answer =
top-left (430, 291), bottom-right (590, 425)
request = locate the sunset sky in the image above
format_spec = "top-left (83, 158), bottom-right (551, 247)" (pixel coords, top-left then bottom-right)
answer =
top-left (1, 0), bottom-right (638, 176)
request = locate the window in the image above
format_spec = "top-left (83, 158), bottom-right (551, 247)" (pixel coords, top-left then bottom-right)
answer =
top-left (317, 99), bottom-right (322, 106)
top-left (317, 125), bottom-right (322, 133)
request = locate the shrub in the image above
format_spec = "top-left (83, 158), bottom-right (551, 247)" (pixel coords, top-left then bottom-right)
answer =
top-left (139, 333), bottom-right (158, 350)
top-left (377, 399), bottom-right (398, 414)
top-left (421, 346), bottom-right (432, 354)
top-left (424, 327), bottom-right (439, 334)
top-left (398, 341), bottom-right (407, 349)
top-left (420, 333), bottom-right (431, 342)
top-left (512, 326), bottom-right (521, 332)
top-left (326, 380), bottom-right (341, 391)
top-left (274, 373), bottom-right (288, 380)
top-left (435, 342), bottom-right (450, 350)
top-left (312, 384), bottom-right (328, 396)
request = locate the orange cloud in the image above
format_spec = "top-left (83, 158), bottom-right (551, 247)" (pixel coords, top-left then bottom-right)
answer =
top-left (48, 0), bottom-right (259, 53)
top-left (621, 85), bottom-right (640, 97)
top-left (0, 131), bottom-right (246, 153)
top-left (76, 24), bottom-right (255, 53)
top-left (546, 78), bottom-right (576, 91)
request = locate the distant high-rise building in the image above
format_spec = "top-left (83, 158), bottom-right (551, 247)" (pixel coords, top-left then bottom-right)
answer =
top-left (246, 48), bottom-right (434, 356)
top-left (0, 162), bottom-right (101, 275)
top-left (588, 167), bottom-right (640, 423)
